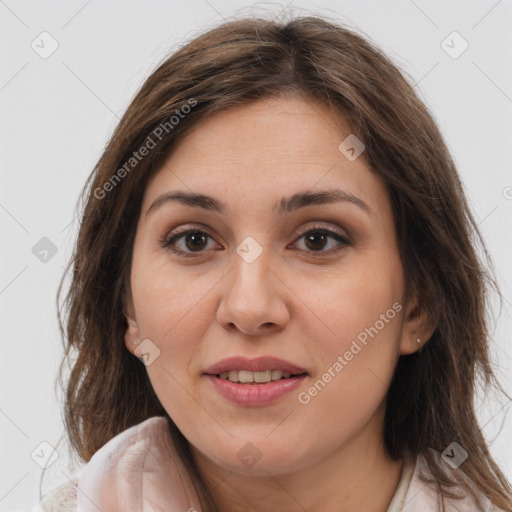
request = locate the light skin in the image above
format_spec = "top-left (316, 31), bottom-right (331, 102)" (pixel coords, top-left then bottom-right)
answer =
top-left (124, 95), bottom-right (435, 512)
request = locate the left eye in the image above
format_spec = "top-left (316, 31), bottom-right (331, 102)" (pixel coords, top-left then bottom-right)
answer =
top-left (161, 226), bottom-right (350, 257)
top-left (293, 228), bottom-right (350, 253)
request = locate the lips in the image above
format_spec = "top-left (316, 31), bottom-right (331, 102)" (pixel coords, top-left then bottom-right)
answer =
top-left (204, 355), bottom-right (308, 376)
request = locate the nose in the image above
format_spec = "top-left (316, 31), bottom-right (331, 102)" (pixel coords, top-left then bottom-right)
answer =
top-left (216, 246), bottom-right (290, 336)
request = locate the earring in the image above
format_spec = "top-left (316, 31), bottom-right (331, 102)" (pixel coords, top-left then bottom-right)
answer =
top-left (416, 337), bottom-right (422, 344)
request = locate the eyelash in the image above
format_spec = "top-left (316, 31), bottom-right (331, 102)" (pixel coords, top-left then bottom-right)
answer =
top-left (159, 223), bottom-right (351, 258)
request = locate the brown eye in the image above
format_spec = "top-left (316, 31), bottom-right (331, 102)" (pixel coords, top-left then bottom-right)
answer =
top-left (161, 223), bottom-right (351, 258)
top-left (293, 227), bottom-right (350, 254)
top-left (162, 229), bottom-right (217, 257)
top-left (304, 231), bottom-right (329, 251)
top-left (182, 231), bottom-right (209, 251)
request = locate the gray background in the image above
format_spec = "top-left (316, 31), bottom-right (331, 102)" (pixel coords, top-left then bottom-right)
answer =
top-left (1, 1), bottom-right (511, 510)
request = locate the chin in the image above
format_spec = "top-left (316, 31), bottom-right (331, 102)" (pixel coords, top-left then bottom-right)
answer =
top-left (200, 437), bottom-right (310, 476)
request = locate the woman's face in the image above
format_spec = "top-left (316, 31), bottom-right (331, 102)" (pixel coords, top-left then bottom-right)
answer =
top-left (124, 96), bottom-right (427, 477)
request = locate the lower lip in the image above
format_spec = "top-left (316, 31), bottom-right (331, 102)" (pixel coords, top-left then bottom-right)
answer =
top-left (205, 374), bottom-right (307, 406)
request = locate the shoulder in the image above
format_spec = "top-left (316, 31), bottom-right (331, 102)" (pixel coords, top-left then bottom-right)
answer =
top-left (30, 477), bottom-right (79, 512)
top-left (402, 452), bottom-right (507, 512)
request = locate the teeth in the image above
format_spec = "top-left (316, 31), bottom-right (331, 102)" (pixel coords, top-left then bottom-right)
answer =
top-left (239, 370), bottom-right (254, 383)
top-left (218, 370), bottom-right (294, 383)
top-left (228, 370), bottom-right (240, 381)
top-left (254, 370), bottom-right (272, 383)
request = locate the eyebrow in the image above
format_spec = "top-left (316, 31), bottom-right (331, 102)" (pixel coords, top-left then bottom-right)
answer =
top-left (146, 188), bottom-right (371, 217)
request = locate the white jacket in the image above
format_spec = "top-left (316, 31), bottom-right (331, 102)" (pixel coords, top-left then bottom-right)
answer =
top-left (30, 416), bottom-right (506, 512)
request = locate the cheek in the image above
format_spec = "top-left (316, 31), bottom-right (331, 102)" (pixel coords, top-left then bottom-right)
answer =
top-left (132, 266), bottom-right (212, 421)
top-left (130, 249), bottom-right (228, 358)
top-left (298, 251), bottom-right (403, 352)
top-left (131, 249), bottom-right (210, 339)
top-left (295, 255), bottom-right (403, 418)
top-left (129, 259), bottom-right (210, 402)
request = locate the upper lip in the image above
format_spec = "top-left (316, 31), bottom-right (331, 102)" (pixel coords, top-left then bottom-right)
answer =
top-left (204, 356), bottom-right (308, 375)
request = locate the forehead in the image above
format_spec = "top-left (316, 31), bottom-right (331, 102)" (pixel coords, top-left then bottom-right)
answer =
top-left (141, 96), bottom-right (389, 217)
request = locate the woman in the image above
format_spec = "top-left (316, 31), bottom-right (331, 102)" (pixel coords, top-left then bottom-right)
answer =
top-left (32, 14), bottom-right (512, 512)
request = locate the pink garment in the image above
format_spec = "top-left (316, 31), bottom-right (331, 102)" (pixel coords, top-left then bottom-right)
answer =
top-left (77, 417), bottom-right (202, 512)
top-left (71, 416), bottom-right (504, 512)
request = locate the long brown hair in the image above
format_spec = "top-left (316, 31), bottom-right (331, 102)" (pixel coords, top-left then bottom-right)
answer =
top-left (56, 14), bottom-right (512, 511)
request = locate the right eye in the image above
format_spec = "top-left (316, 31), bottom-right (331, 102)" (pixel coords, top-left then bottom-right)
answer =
top-left (160, 228), bottom-right (220, 257)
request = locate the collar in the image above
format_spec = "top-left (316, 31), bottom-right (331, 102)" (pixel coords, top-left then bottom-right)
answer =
top-left (76, 416), bottom-right (497, 512)
top-left (77, 416), bottom-right (202, 511)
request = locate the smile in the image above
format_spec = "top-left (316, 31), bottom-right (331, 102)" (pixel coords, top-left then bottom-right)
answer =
top-left (206, 373), bottom-right (307, 406)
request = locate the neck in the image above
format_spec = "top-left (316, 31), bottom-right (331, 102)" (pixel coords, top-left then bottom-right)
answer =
top-left (190, 410), bottom-right (404, 512)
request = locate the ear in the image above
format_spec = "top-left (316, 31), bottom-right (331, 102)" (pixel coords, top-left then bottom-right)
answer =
top-left (123, 294), bottom-right (141, 356)
top-left (399, 291), bottom-right (436, 355)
